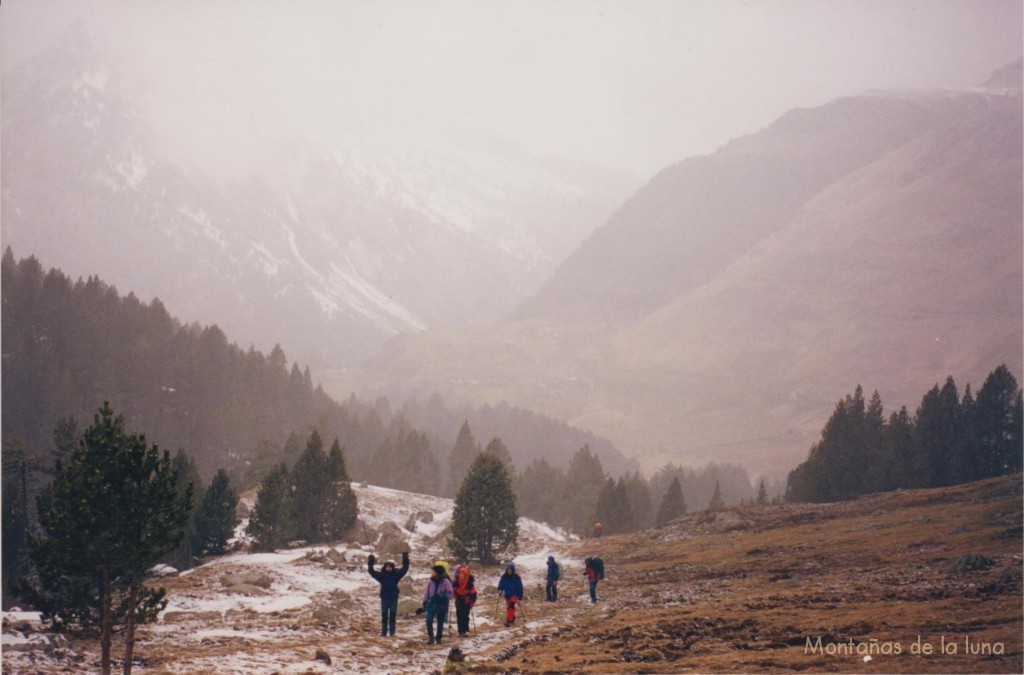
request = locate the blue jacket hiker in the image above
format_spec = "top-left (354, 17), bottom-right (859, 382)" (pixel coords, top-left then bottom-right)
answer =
top-left (422, 565), bottom-right (454, 645)
top-left (497, 563), bottom-right (524, 626)
top-left (367, 551), bottom-right (409, 637)
top-left (545, 555), bottom-right (561, 602)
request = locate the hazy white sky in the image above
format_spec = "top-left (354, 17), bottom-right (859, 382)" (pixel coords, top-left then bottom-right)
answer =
top-left (3, 0), bottom-right (1021, 178)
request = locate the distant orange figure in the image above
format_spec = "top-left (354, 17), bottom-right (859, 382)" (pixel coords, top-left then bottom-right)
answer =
top-left (593, 522), bottom-right (603, 538)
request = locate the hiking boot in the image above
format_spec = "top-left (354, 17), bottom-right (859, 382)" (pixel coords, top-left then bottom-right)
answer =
top-left (436, 637), bottom-right (442, 644)
top-left (427, 637), bottom-right (435, 645)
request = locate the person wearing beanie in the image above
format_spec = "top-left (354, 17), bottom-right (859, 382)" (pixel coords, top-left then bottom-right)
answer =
top-left (497, 562), bottom-right (524, 626)
top-left (367, 551), bottom-right (409, 637)
top-left (422, 563), bottom-right (454, 644)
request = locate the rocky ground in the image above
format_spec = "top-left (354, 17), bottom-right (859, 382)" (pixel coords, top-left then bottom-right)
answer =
top-left (3, 476), bottom-right (1021, 673)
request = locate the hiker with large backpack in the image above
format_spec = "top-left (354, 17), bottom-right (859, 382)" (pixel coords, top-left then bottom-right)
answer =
top-left (367, 551), bottom-right (410, 637)
top-left (497, 562), bottom-right (524, 626)
top-left (584, 555), bottom-right (604, 603)
top-left (421, 563), bottom-right (454, 645)
top-left (545, 555), bottom-right (561, 602)
top-left (452, 563), bottom-right (477, 636)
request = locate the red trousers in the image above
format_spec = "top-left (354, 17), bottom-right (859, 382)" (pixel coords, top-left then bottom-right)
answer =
top-left (505, 596), bottom-right (519, 623)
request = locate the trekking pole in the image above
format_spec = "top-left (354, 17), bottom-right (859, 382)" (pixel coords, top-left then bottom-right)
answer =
top-left (471, 607), bottom-right (476, 633)
top-left (518, 601), bottom-right (527, 625)
top-left (493, 596), bottom-right (502, 622)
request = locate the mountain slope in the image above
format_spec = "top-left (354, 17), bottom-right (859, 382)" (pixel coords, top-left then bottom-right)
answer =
top-left (0, 21), bottom-right (637, 369)
top-left (364, 68), bottom-right (1023, 475)
top-left (4, 476), bottom-right (1020, 673)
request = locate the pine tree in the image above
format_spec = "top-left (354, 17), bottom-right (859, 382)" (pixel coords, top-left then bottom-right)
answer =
top-left (623, 471), bottom-right (653, 529)
top-left (913, 378), bottom-right (962, 488)
top-left (514, 456), bottom-right (565, 528)
top-left (593, 477), bottom-right (636, 535)
top-left (447, 421), bottom-right (481, 496)
top-left (322, 439), bottom-right (358, 539)
top-left (975, 365), bottom-right (1023, 478)
top-left (164, 450), bottom-right (204, 571)
top-left (290, 431), bottom-right (330, 542)
top-left (707, 479), bottom-right (725, 511)
top-left (20, 403), bottom-right (191, 675)
top-left (756, 479), bottom-right (768, 505)
top-left (192, 469), bottom-right (239, 557)
top-left (483, 437), bottom-right (515, 474)
top-left (656, 476), bottom-right (686, 525)
top-left (247, 463), bottom-right (292, 552)
top-left (564, 445), bottom-right (606, 536)
top-left (448, 452), bottom-right (519, 564)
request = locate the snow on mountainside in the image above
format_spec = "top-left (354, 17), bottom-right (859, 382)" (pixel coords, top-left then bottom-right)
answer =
top-left (1, 483), bottom-right (585, 674)
top-left (365, 65), bottom-right (1023, 476)
top-left (1, 20), bottom-right (638, 368)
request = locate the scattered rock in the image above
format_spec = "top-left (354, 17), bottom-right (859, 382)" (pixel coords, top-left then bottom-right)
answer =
top-left (378, 521), bottom-right (405, 540)
top-left (999, 565), bottom-right (1022, 584)
top-left (226, 584), bottom-right (271, 596)
top-left (398, 598), bottom-right (422, 616)
top-left (312, 607), bottom-right (344, 624)
top-left (942, 554), bottom-right (996, 576)
top-left (378, 532), bottom-right (411, 556)
top-left (713, 512), bottom-right (753, 532)
top-left (149, 564), bottom-right (179, 577)
top-left (219, 572), bottom-right (273, 589)
top-left (314, 648), bottom-right (332, 665)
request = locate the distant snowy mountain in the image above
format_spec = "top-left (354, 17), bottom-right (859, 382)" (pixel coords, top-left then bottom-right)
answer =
top-left (1, 21), bottom-right (637, 369)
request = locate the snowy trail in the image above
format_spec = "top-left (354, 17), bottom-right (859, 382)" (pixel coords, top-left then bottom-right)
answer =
top-left (3, 483), bottom-right (596, 674)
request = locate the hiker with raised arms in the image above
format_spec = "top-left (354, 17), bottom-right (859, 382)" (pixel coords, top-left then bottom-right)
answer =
top-left (367, 550), bottom-right (410, 637)
top-left (497, 562), bottom-right (524, 627)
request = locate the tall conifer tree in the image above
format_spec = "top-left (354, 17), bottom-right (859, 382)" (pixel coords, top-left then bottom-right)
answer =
top-left (448, 452), bottom-right (518, 564)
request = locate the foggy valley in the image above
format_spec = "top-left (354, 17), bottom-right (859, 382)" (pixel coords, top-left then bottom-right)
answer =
top-left (1, 1), bottom-right (1022, 673)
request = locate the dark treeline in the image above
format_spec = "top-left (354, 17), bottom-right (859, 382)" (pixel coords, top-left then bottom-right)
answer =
top-left (511, 436), bottom-right (769, 536)
top-left (0, 250), bottom-right (630, 498)
top-left (2, 250), bottom-right (771, 548)
top-left (786, 367), bottom-right (1023, 503)
top-left (390, 393), bottom-right (638, 492)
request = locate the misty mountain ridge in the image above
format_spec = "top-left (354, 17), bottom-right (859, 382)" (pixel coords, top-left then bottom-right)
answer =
top-left (365, 61), bottom-right (1023, 476)
top-left (1, 19), bottom-right (638, 372)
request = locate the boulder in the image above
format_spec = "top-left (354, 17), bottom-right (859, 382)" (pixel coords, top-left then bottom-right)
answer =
top-left (712, 512), bottom-right (752, 532)
top-left (315, 648), bottom-right (332, 665)
top-left (398, 598), bottom-right (422, 616)
top-left (378, 521), bottom-right (405, 540)
top-left (312, 606), bottom-right (344, 625)
top-left (220, 573), bottom-right (273, 589)
top-left (325, 548), bottom-right (346, 565)
top-left (377, 532), bottom-right (411, 557)
top-left (343, 521), bottom-right (377, 546)
top-left (225, 583), bottom-right (270, 596)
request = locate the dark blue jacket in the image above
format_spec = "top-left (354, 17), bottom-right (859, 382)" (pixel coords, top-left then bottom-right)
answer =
top-left (368, 557), bottom-right (409, 601)
top-left (498, 571), bottom-right (524, 600)
top-left (546, 558), bottom-right (560, 582)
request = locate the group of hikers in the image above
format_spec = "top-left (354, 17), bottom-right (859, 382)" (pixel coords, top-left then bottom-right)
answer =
top-left (366, 552), bottom-right (605, 644)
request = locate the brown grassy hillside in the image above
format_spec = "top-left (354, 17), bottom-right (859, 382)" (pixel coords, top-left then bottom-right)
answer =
top-left (473, 475), bottom-right (1023, 673)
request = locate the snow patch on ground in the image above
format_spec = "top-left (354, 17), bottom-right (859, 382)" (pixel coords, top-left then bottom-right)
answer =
top-left (2, 483), bottom-right (594, 674)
